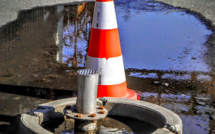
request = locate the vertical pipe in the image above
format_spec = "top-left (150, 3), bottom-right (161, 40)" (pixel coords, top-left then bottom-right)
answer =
top-left (76, 69), bottom-right (99, 114)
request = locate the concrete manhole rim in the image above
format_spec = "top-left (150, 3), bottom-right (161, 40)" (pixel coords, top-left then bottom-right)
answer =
top-left (19, 97), bottom-right (182, 134)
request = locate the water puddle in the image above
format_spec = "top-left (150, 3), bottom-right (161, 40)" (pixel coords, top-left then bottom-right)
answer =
top-left (0, 0), bottom-right (214, 134)
top-left (118, 5), bottom-right (211, 72)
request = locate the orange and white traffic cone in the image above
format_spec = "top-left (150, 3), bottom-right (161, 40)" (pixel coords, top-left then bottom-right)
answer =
top-left (86, 0), bottom-right (137, 100)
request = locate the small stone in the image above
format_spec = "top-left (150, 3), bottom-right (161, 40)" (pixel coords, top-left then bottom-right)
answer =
top-left (153, 81), bottom-right (160, 85)
top-left (191, 57), bottom-right (197, 60)
top-left (196, 123), bottom-right (202, 127)
top-left (207, 128), bottom-right (211, 131)
top-left (195, 97), bottom-right (210, 102)
top-left (12, 97), bottom-right (21, 100)
top-left (195, 97), bottom-right (211, 105)
top-left (202, 90), bottom-right (207, 93)
top-left (47, 75), bottom-right (58, 79)
top-left (196, 101), bottom-right (206, 106)
top-left (211, 84), bottom-right (215, 87)
top-left (33, 74), bottom-right (39, 78)
top-left (204, 108), bottom-right (215, 115)
top-left (211, 115), bottom-right (215, 120)
top-left (186, 85), bottom-right (196, 89)
top-left (161, 83), bottom-right (169, 87)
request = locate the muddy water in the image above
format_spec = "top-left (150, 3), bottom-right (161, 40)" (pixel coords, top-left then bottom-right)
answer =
top-left (0, 0), bottom-right (214, 134)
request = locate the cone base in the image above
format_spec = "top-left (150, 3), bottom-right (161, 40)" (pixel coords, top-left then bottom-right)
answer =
top-left (97, 89), bottom-right (137, 100)
top-left (125, 89), bottom-right (137, 100)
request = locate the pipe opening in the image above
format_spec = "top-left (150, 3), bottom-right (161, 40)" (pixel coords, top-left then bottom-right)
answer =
top-left (77, 69), bottom-right (98, 76)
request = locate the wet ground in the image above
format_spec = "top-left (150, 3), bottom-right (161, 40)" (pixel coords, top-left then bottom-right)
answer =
top-left (0, 0), bottom-right (215, 134)
top-left (43, 116), bottom-right (156, 134)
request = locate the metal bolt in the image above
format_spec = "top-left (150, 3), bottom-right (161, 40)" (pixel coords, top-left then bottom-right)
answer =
top-left (89, 114), bottom-right (97, 118)
top-left (98, 106), bottom-right (105, 110)
top-left (75, 114), bottom-right (82, 118)
top-left (99, 111), bottom-right (105, 114)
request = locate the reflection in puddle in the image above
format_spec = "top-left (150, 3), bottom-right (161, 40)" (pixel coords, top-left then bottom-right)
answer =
top-left (161, 103), bottom-right (192, 113)
top-left (141, 92), bottom-right (191, 103)
top-left (161, 93), bottom-right (191, 102)
top-left (162, 73), bottom-right (191, 80)
top-left (179, 115), bottom-right (209, 134)
top-left (197, 74), bottom-right (213, 81)
top-left (116, 0), bottom-right (212, 72)
top-left (56, 3), bottom-right (92, 68)
top-left (141, 91), bottom-right (210, 134)
top-left (129, 72), bottom-right (158, 78)
top-left (128, 69), bottom-right (214, 85)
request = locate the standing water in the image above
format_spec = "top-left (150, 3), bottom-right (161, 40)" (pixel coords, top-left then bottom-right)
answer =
top-left (0, 0), bottom-right (214, 134)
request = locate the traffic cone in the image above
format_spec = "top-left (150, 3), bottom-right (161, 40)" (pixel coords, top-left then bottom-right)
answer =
top-left (86, 0), bottom-right (137, 100)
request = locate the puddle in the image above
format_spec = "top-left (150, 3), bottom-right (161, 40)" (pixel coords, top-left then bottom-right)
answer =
top-left (179, 115), bottom-right (210, 134)
top-left (116, 1), bottom-right (212, 72)
top-left (0, 0), bottom-right (214, 134)
top-left (116, 0), bottom-right (212, 72)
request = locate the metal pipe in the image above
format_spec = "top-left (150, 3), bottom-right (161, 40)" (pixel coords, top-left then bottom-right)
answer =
top-left (76, 69), bottom-right (99, 114)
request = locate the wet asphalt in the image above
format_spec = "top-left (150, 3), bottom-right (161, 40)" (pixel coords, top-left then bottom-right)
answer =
top-left (0, 0), bottom-right (92, 27)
